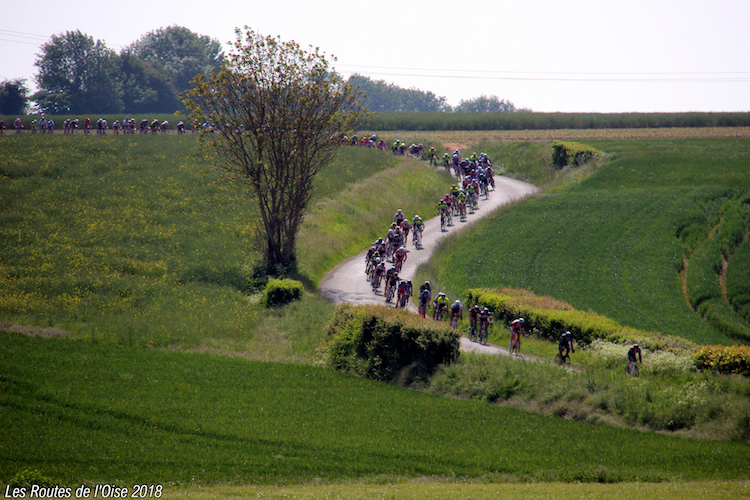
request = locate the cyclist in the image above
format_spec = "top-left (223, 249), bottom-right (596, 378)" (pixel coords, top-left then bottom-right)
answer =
top-left (437, 199), bottom-right (449, 230)
top-left (456, 190), bottom-right (467, 220)
top-left (433, 293), bottom-right (449, 320)
top-left (412, 215), bottom-right (424, 246)
top-left (443, 152), bottom-right (451, 170)
top-left (384, 267), bottom-right (399, 302)
top-left (558, 331), bottom-right (575, 363)
top-left (428, 147), bottom-right (438, 166)
top-left (399, 218), bottom-right (411, 244)
top-left (396, 279), bottom-right (410, 308)
top-left (468, 304), bottom-right (480, 340)
top-left (627, 343), bottom-right (642, 374)
top-left (510, 318), bottom-right (525, 354)
top-left (417, 282), bottom-right (431, 318)
top-left (449, 184), bottom-right (460, 205)
top-left (372, 261), bottom-right (386, 290)
top-left (365, 244), bottom-right (377, 275)
top-left (393, 246), bottom-right (408, 272)
top-left (478, 307), bottom-right (493, 342)
top-left (394, 209), bottom-right (405, 226)
top-left (450, 300), bottom-right (463, 328)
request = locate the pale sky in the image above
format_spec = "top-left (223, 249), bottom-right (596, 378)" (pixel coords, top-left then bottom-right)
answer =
top-left (2, 0), bottom-right (749, 113)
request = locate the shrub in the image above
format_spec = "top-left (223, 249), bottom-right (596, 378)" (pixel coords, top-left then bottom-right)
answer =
top-left (324, 303), bottom-right (460, 383)
top-left (694, 345), bottom-right (750, 376)
top-left (6, 469), bottom-right (56, 489)
top-left (261, 278), bottom-right (303, 308)
top-left (551, 140), bottom-right (601, 168)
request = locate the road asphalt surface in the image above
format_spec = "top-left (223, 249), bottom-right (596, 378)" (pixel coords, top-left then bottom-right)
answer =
top-left (319, 175), bottom-right (539, 356)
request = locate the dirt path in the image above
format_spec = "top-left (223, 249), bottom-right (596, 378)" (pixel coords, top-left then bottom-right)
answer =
top-left (319, 175), bottom-right (539, 356)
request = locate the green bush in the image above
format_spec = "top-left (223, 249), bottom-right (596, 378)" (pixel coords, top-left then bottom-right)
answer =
top-left (551, 140), bottom-right (601, 168)
top-left (324, 303), bottom-right (460, 383)
top-left (6, 468), bottom-right (56, 489)
top-left (694, 345), bottom-right (750, 376)
top-left (261, 278), bottom-right (303, 308)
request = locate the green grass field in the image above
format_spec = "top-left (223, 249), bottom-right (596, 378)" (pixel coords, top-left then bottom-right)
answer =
top-left (3, 332), bottom-right (749, 487)
top-left (2, 131), bottom-right (750, 496)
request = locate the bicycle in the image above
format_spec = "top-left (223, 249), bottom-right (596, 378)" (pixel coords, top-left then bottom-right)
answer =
top-left (555, 351), bottom-right (571, 366)
top-left (626, 361), bottom-right (640, 376)
top-left (509, 335), bottom-right (520, 355)
top-left (434, 306), bottom-right (445, 322)
top-left (468, 323), bottom-right (478, 342)
top-left (478, 322), bottom-right (490, 345)
top-left (394, 257), bottom-right (404, 273)
top-left (450, 314), bottom-right (459, 329)
top-left (418, 302), bottom-right (428, 318)
top-left (413, 229), bottom-right (422, 247)
top-left (440, 212), bottom-right (447, 231)
top-left (385, 283), bottom-right (395, 303)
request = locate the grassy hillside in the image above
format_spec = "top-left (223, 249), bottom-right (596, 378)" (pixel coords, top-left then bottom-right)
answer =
top-left (3, 132), bottom-right (750, 493)
top-left (418, 138), bottom-right (750, 345)
top-left (3, 331), bottom-right (749, 486)
top-left (0, 135), bottom-right (428, 351)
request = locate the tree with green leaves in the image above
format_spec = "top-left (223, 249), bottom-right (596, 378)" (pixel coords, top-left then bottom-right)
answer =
top-left (183, 27), bottom-right (364, 275)
top-left (454, 94), bottom-right (524, 112)
top-left (127, 25), bottom-right (224, 109)
top-left (33, 30), bottom-right (122, 114)
top-left (348, 74), bottom-right (450, 111)
top-left (0, 79), bottom-right (29, 115)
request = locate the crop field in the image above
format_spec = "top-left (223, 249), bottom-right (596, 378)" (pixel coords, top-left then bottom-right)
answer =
top-left (2, 127), bottom-right (750, 497)
top-left (2, 331), bottom-right (750, 487)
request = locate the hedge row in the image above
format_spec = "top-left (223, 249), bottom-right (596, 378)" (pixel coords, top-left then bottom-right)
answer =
top-left (551, 140), bottom-right (601, 168)
top-left (356, 111), bottom-right (750, 131)
top-left (261, 278), bottom-right (303, 308)
top-left (324, 303), bottom-right (460, 383)
top-left (465, 288), bottom-right (696, 352)
top-left (694, 345), bottom-right (750, 376)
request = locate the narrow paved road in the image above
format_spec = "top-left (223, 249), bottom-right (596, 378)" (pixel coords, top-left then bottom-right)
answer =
top-left (319, 175), bottom-right (539, 356)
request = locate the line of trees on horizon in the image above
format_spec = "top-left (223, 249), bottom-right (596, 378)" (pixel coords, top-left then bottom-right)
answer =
top-left (0, 26), bottom-right (527, 116)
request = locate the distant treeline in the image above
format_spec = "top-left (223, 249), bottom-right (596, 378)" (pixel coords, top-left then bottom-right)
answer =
top-left (359, 111), bottom-right (750, 131)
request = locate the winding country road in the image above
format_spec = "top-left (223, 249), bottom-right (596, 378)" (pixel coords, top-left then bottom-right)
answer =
top-left (319, 175), bottom-right (539, 355)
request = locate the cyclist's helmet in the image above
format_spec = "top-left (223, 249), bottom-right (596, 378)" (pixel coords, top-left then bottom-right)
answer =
top-left (454, 300), bottom-right (461, 305)
top-left (397, 209), bottom-right (403, 213)
top-left (399, 246), bottom-right (405, 251)
top-left (375, 257), bottom-right (381, 264)
top-left (633, 343), bottom-right (639, 348)
top-left (519, 318), bottom-right (525, 325)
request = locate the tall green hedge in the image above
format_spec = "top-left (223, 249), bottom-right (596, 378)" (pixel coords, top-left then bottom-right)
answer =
top-left (324, 304), bottom-right (460, 383)
top-left (465, 288), bottom-right (696, 352)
